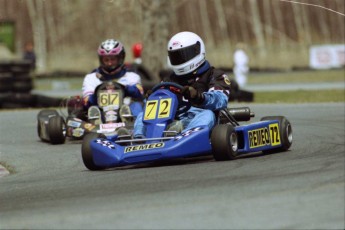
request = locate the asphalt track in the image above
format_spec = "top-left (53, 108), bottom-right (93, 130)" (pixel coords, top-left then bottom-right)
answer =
top-left (0, 103), bottom-right (344, 229)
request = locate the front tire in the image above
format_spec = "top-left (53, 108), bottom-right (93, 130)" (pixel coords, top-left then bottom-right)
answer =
top-left (211, 124), bottom-right (238, 161)
top-left (260, 116), bottom-right (292, 153)
top-left (48, 115), bottom-right (66, 144)
top-left (37, 109), bottom-right (59, 141)
top-left (81, 133), bottom-right (106, 170)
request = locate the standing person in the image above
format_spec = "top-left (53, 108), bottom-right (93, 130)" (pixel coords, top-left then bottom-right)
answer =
top-left (81, 39), bottom-right (144, 124)
top-left (233, 43), bottom-right (249, 88)
top-left (133, 31), bottom-right (231, 138)
top-left (23, 41), bottom-right (36, 71)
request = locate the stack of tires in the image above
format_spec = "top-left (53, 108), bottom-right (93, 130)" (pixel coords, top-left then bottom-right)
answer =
top-left (0, 60), bottom-right (63, 109)
top-left (0, 60), bottom-right (35, 108)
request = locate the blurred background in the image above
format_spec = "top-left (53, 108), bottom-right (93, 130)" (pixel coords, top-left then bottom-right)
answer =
top-left (0, 0), bottom-right (344, 75)
top-left (0, 0), bottom-right (344, 108)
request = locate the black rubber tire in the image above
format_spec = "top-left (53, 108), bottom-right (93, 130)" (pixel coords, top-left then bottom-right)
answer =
top-left (37, 109), bottom-right (59, 139)
top-left (48, 115), bottom-right (66, 145)
top-left (0, 83), bottom-right (12, 92)
top-left (260, 116), bottom-right (292, 153)
top-left (211, 124), bottom-right (238, 161)
top-left (37, 109), bottom-right (59, 117)
top-left (12, 78), bottom-right (33, 93)
top-left (0, 72), bottom-right (12, 82)
top-left (8, 93), bottom-right (35, 105)
top-left (81, 133), bottom-right (106, 170)
top-left (0, 92), bottom-right (11, 108)
top-left (34, 94), bottom-right (64, 107)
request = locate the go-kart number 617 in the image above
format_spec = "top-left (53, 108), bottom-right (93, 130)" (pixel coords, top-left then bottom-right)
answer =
top-left (98, 91), bottom-right (120, 107)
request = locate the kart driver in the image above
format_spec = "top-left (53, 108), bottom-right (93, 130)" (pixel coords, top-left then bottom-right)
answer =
top-left (132, 31), bottom-right (231, 138)
top-left (80, 39), bottom-right (144, 123)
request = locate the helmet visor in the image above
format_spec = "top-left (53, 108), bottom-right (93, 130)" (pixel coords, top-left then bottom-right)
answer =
top-left (168, 42), bottom-right (200, 65)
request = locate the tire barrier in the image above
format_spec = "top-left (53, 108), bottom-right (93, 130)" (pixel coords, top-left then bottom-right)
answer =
top-left (0, 60), bottom-right (63, 109)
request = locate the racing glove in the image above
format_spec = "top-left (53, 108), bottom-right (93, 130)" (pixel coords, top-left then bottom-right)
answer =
top-left (145, 89), bottom-right (153, 99)
top-left (181, 86), bottom-right (204, 106)
top-left (125, 84), bottom-right (144, 99)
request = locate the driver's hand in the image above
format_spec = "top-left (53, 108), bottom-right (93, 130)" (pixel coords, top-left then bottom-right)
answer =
top-left (181, 86), bottom-right (204, 105)
top-left (145, 89), bottom-right (153, 99)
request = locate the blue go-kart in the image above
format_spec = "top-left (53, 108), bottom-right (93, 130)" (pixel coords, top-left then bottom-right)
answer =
top-left (81, 82), bottom-right (292, 170)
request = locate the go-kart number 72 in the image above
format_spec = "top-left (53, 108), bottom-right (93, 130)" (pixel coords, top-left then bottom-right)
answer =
top-left (144, 98), bottom-right (172, 120)
top-left (98, 92), bottom-right (120, 107)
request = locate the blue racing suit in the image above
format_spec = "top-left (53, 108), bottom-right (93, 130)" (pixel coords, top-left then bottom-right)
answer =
top-left (133, 61), bottom-right (231, 137)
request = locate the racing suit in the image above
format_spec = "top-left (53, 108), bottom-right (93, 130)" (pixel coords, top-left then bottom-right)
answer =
top-left (233, 49), bottom-right (249, 88)
top-left (133, 61), bottom-right (231, 138)
top-left (82, 67), bottom-right (144, 116)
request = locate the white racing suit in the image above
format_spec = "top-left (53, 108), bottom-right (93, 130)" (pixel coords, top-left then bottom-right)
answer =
top-left (82, 68), bottom-right (144, 117)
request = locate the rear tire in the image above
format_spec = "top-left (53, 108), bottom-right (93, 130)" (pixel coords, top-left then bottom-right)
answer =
top-left (48, 115), bottom-right (66, 144)
top-left (260, 116), bottom-right (292, 153)
top-left (211, 124), bottom-right (238, 161)
top-left (81, 133), bottom-right (106, 170)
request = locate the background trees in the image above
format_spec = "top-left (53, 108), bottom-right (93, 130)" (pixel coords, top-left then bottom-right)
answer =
top-left (0, 0), bottom-right (344, 75)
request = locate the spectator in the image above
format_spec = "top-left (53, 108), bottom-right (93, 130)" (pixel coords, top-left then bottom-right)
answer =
top-left (23, 41), bottom-right (36, 71)
top-left (233, 43), bottom-right (249, 88)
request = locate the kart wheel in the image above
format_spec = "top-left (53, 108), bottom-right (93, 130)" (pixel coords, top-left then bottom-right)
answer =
top-left (81, 133), bottom-right (106, 170)
top-left (48, 115), bottom-right (66, 144)
top-left (37, 120), bottom-right (43, 140)
top-left (37, 109), bottom-right (59, 141)
top-left (260, 116), bottom-right (292, 153)
top-left (211, 124), bottom-right (238, 161)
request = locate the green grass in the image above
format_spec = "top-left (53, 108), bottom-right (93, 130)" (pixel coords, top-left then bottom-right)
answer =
top-left (0, 161), bottom-right (15, 174)
top-left (33, 69), bottom-right (344, 103)
top-left (248, 69), bottom-right (344, 84)
top-left (253, 89), bottom-right (344, 103)
top-left (34, 78), bottom-right (83, 90)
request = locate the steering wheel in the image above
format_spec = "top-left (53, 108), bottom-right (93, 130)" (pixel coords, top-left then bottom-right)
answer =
top-left (151, 82), bottom-right (191, 116)
top-left (94, 81), bottom-right (126, 109)
top-left (95, 81), bottom-right (125, 93)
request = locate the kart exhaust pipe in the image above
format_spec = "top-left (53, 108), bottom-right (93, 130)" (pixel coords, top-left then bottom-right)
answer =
top-left (228, 107), bottom-right (254, 121)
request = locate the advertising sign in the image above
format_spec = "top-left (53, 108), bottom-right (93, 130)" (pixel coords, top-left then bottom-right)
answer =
top-left (309, 44), bottom-right (345, 69)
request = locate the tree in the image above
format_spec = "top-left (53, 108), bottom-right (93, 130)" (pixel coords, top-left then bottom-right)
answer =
top-left (139, 0), bottom-right (174, 77)
top-left (25, 0), bottom-right (47, 72)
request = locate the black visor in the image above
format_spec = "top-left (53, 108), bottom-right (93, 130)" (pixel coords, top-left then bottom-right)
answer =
top-left (168, 41), bottom-right (201, 65)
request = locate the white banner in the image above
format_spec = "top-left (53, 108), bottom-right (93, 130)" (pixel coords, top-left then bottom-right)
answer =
top-left (309, 44), bottom-right (345, 69)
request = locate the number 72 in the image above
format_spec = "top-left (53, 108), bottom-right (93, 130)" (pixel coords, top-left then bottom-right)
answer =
top-left (144, 98), bottom-right (172, 120)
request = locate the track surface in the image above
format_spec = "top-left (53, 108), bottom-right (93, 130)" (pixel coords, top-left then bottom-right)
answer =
top-left (0, 103), bottom-right (344, 229)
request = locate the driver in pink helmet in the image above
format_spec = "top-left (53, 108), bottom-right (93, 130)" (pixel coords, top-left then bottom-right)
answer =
top-left (81, 39), bottom-right (144, 121)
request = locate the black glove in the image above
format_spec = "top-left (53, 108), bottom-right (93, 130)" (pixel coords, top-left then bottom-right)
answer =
top-left (181, 86), bottom-right (204, 105)
top-left (145, 89), bottom-right (153, 99)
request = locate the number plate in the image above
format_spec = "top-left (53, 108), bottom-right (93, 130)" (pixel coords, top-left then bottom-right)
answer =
top-left (144, 98), bottom-right (172, 120)
top-left (98, 90), bottom-right (120, 108)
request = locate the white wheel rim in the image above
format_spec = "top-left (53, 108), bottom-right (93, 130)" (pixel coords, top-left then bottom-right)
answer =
top-left (286, 123), bottom-right (292, 143)
top-left (230, 132), bottom-right (238, 152)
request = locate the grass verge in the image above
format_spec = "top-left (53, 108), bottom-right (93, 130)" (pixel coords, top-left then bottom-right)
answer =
top-left (247, 69), bottom-right (344, 84)
top-left (253, 89), bottom-right (344, 103)
top-left (0, 161), bottom-right (16, 174)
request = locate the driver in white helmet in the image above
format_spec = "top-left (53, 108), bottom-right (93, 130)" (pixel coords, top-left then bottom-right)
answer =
top-left (133, 31), bottom-right (231, 138)
top-left (80, 39), bottom-right (144, 122)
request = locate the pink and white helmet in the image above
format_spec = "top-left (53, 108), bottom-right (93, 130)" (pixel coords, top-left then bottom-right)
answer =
top-left (97, 39), bottom-right (126, 72)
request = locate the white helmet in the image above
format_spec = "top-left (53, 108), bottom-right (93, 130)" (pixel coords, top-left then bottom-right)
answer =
top-left (167, 31), bottom-right (206, 76)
